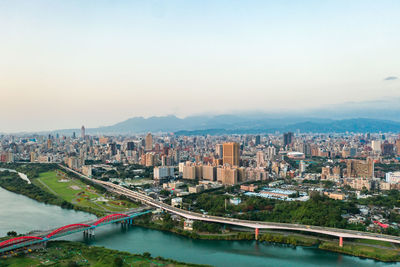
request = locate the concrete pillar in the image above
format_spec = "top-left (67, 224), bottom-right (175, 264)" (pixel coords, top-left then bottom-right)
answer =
top-left (255, 228), bottom-right (259, 240)
top-left (339, 236), bottom-right (343, 247)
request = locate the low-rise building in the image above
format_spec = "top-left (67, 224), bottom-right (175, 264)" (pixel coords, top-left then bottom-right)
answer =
top-left (171, 197), bottom-right (182, 207)
top-left (188, 185), bottom-right (204, 194)
top-left (324, 192), bottom-right (345, 200)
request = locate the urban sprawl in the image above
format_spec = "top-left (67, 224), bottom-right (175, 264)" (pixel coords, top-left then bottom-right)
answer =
top-left (1, 127), bottom-right (400, 234)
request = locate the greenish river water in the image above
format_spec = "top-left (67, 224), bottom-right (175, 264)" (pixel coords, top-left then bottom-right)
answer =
top-left (1, 186), bottom-right (399, 266)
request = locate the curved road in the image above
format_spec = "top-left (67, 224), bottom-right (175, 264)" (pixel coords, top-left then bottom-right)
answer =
top-left (60, 165), bottom-right (400, 245)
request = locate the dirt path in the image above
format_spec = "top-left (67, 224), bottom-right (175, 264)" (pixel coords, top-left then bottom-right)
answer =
top-left (36, 178), bottom-right (59, 196)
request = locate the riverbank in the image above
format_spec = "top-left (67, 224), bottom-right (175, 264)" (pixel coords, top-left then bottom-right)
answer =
top-left (131, 217), bottom-right (400, 262)
top-left (0, 240), bottom-right (209, 267)
top-left (0, 170), bottom-right (105, 217)
top-left (0, 164), bottom-right (139, 217)
top-left (0, 163), bottom-right (399, 264)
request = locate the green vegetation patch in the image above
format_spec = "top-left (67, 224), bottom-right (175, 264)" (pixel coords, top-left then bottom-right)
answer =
top-left (33, 170), bottom-right (138, 214)
top-left (353, 238), bottom-right (394, 248)
top-left (319, 241), bottom-right (400, 262)
top-left (0, 241), bottom-right (208, 267)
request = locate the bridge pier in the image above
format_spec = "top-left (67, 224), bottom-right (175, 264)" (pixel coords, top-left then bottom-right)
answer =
top-left (83, 229), bottom-right (95, 238)
top-left (255, 228), bottom-right (259, 240)
top-left (339, 236), bottom-right (343, 247)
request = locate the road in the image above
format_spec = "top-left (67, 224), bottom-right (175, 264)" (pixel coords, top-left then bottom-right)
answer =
top-left (60, 165), bottom-right (400, 245)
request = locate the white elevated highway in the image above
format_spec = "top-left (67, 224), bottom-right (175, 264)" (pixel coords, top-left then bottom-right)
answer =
top-left (60, 165), bottom-right (400, 246)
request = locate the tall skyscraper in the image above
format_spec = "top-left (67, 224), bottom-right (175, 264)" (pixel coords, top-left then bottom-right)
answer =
top-left (255, 135), bottom-right (261, 146)
top-left (283, 132), bottom-right (294, 147)
top-left (109, 143), bottom-right (117, 156)
top-left (127, 141), bottom-right (135, 151)
top-left (145, 133), bottom-right (153, 151)
top-left (346, 158), bottom-right (374, 178)
top-left (81, 125), bottom-right (85, 139)
top-left (396, 139), bottom-right (400, 156)
top-left (266, 145), bottom-right (276, 160)
top-left (215, 144), bottom-right (223, 158)
top-left (371, 140), bottom-right (382, 152)
top-left (223, 142), bottom-right (240, 166)
top-left (256, 150), bottom-right (264, 166)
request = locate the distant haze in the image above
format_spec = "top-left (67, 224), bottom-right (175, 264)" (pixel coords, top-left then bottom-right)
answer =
top-left (1, 1), bottom-right (400, 132)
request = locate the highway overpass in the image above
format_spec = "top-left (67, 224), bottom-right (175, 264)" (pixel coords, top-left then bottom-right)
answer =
top-left (60, 165), bottom-right (400, 246)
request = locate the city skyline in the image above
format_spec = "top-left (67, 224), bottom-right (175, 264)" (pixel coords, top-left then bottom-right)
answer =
top-left (1, 0), bottom-right (400, 132)
top-left (2, 1), bottom-right (400, 265)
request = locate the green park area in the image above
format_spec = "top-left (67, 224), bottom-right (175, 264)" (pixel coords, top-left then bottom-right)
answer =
top-left (0, 241), bottom-right (205, 267)
top-left (32, 170), bottom-right (138, 214)
top-left (319, 240), bottom-right (400, 262)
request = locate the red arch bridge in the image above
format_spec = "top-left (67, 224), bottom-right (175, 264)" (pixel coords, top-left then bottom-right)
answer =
top-left (0, 210), bottom-right (151, 254)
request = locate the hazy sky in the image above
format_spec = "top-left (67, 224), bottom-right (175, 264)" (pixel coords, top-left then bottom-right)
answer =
top-left (1, 0), bottom-right (400, 132)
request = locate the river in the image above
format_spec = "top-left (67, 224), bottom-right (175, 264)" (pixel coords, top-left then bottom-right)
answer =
top-left (0, 187), bottom-right (95, 237)
top-left (0, 185), bottom-right (399, 266)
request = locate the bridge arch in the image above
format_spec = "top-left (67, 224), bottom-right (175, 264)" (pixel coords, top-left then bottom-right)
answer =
top-left (0, 236), bottom-right (43, 249)
top-left (93, 214), bottom-right (129, 226)
top-left (46, 224), bottom-right (91, 238)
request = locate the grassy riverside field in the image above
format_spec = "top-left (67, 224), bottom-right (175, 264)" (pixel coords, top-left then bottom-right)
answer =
top-left (0, 241), bottom-right (208, 267)
top-left (319, 241), bottom-right (400, 262)
top-left (32, 170), bottom-right (138, 214)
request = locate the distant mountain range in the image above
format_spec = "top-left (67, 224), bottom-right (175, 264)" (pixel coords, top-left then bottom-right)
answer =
top-left (45, 116), bottom-right (400, 136)
top-left (35, 98), bottom-right (400, 135)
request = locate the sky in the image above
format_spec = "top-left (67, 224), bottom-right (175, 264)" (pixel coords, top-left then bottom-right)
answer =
top-left (1, 0), bottom-right (400, 132)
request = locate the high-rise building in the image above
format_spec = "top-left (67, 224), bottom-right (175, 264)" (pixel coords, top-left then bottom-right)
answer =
top-left (255, 135), bottom-right (261, 146)
top-left (382, 142), bottom-right (394, 156)
top-left (81, 125), bottom-right (85, 139)
top-left (154, 166), bottom-right (174, 179)
top-left (202, 165), bottom-right (217, 181)
top-left (145, 153), bottom-right (155, 166)
top-left (396, 139), bottom-right (400, 156)
top-left (145, 133), bottom-right (153, 151)
top-left (47, 139), bottom-right (52, 149)
top-left (217, 166), bottom-right (238, 185)
top-left (283, 132), bottom-right (294, 147)
top-left (109, 143), bottom-right (117, 156)
top-left (127, 141), bottom-right (135, 151)
top-left (223, 142), bottom-right (240, 166)
top-left (215, 144), bottom-right (223, 158)
top-left (371, 140), bottom-right (382, 152)
top-left (266, 145), bottom-right (276, 160)
top-left (256, 151), bottom-right (265, 167)
top-left (346, 158), bottom-right (374, 178)
top-left (299, 160), bottom-right (306, 173)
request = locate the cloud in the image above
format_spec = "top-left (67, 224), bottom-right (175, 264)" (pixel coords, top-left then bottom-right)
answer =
top-left (384, 76), bottom-right (398, 81)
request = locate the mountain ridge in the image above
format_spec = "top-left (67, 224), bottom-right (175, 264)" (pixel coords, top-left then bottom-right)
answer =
top-left (38, 116), bottom-right (400, 135)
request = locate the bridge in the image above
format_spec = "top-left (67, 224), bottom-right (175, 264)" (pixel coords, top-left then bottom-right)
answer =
top-left (60, 165), bottom-right (400, 247)
top-left (0, 209), bottom-right (151, 254)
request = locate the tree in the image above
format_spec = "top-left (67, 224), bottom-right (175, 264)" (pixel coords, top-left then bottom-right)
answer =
top-left (6, 231), bottom-right (17, 237)
top-left (160, 189), bottom-right (170, 197)
top-left (114, 257), bottom-right (123, 267)
top-left (67, 261), bottom-right (79, 267)
top-left (142, 252), bottom-right (151, 258)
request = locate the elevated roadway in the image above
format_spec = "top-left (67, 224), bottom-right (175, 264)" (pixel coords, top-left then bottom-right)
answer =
top-left (60, 165), bottom-right (400, 246)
